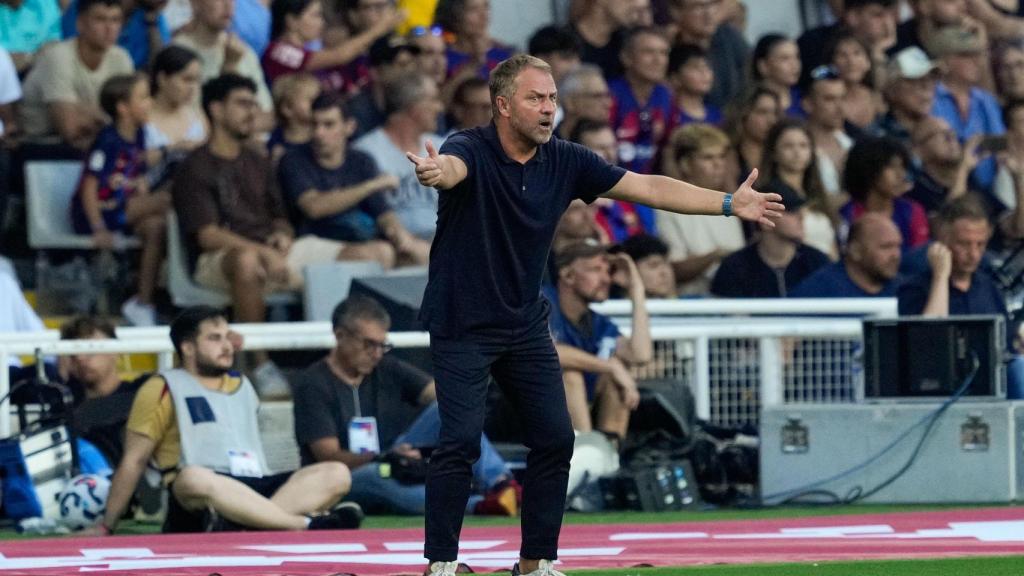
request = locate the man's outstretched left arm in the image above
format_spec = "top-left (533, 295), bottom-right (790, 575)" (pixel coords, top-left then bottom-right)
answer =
top-left (605, 169), bottom-right (785, 227)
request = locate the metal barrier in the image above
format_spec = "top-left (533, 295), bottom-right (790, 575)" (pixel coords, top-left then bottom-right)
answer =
top-left (0, 298), bottom-right (895, 437)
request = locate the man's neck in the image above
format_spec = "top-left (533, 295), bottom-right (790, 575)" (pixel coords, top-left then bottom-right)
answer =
top-left (84, 375), bottom-right (121, 401)
top-left (675, 27), bottom-right (712, 49)
top-left (890, 107), bottom-right (922, 132)
top-left (75, 38), bottom-right (106, 70)
top-left (283, 122), bottom-right (312, 144)
top-left (922, 158), bottom-right (959, 187)
top-left (328, 350), bottom-right (363, 386)
top-left (675, 91), bottom-right (705, 115)
top-left (183, 365), bottom-right (227, 392)
top-left (188, 23), bottom-right (224, 47)
top-left (757, 235), bottom-right (797, 268)
top-left (316, 147), bottom-right (346, 170)
top-left (556, 285), bottom-right (590, 324)
top-left (625, 73), bottom-right (656, 104)
top-left (495, 120), bottom-right (537, 164)
top-left (576, 10), bottom-right (615, 46)
top-left (384, 115), bottom-right (424, 152)
top-left (952, 270), bottom-right (973, 292)
top-left (208, 129), bottom-right (242, 159)
top-left (808, 122), bottom-right (839, 145)
top-left (115, 117), bottom-right (139, 142)
top-left (944, 78), bottom-right (972, 98)
top-left (844, 261), bottom-right (884, 294)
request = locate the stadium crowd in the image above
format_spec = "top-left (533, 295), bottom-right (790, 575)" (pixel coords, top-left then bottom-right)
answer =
top-left (4, 0), bottom-right (1024, 534)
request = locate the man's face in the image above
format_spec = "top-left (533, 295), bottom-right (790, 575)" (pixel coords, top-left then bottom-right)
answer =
top-left (948, 218), bottom-right (991, 277)
top-left (914, 117), bottom-right (961, 165)
top-left (409, 78), bottom-right (443, 134)
top-left (889, 76), bottom-right (936, 118)
top-left (411, 33), bottom-right (447, 86)
top-left (635, 254), bottom-right (675, 298)
top-left (945, 52), bottom-right (984, 86)
top-left (679, 144), bottom-right (727, 189)
top-left (759, 40), bottom-right (801, 88)
top-left (845, 3), bottom-right (897, 46)
top-left (193, 0), bottom-right (234, 30)
top-left (770, 209), bottom-right (805, 244)
top-left (671, 0), bottom-right (721, 40)
top-left (564, 254), bottom-right (611, 303)
top-left (580, 127), bottom-right (618, 164)
top-left (672, 56), bottom-right (714, 96)
top-left (622, 32), bottom-right (669, 84)
top-left (349, 0), bottom-right (395, 31)
top-left (189, 318), bottom-right (235, 376)
top-left (566, 74), bottom-right (612, 122)
top-left (805, 79), bottom-right (846, 130)
top-left (214, 88), bottom-right (257, 140)
top-left (376, 50), bottom-right (419, 85)
top-left (599, 0), bottom-right (637, 27)
top-left (557, 199), bottom-right (599, 240)
top-left (998, 47), bottom-right (1024, 100)
top-left (66, 330), bottom-right (118, 390)
top-left (78, 3), bottom-right (124, 50)
top-left (855, 221), bottom-right (903, 281)
top-left (460, 0), bottom-right (490, 35)
top-left (335, 318), bottom-right (391, 377)
top-left (503, 66), bottom-right (557, 146)
top-left (452, 85), bottom-right (492, 130)
top-left (312, 107), bottom-right (352, 158)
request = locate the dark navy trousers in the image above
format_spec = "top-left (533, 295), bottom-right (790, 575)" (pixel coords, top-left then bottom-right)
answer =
top-left (424, 319), bottom-right (575, 561)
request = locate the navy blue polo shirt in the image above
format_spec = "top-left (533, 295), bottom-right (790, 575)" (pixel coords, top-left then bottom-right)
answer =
top-left (790, 262), bottom-right (898, 298)
top-left (420, 124), bottom-right (627, 338)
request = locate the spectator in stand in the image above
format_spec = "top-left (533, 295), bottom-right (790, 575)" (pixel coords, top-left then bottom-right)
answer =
top-left (545, 242), bottom-right (650, 441)
top-left (894, 0), bottom-right (971, 56)
top-left (658, 124), bottom-right (746, 295)
top-left (0, 0), bottom-right (61, 73)
top-left (353, 73), bottom-right (443, 254)
top-left (802, 65), bottom-right (853, 197)
top-left (552, 199), bottom-right (606, 259)
top-left (333, 0), bottom-right (404, 94)
top-left (752, 34), bottom-right (804, 118)
top-left (433, 0), bottom-right (514, 81)
top-left (826, 30), bottom-right (884, 131)
top-left (447, 77), bottom-right (491, 134)
top-left (666, 0), bottom-right (750, 109)
top-left (993, 41), bottom-right (1024, 103)
top-left (791, 213), bottom-right (902, 297)
top-left (570, 120), bottom-right (643, 243)
top-left (172, 0), bottom-right (274, 133)
top-left (229, 0), bottom-right (271, 58)
top-left (797, 0), bottom-right (897, 88)
top-left (18, 0), bottom-right (133, 149)
top-left (73, 74), bottom-right (168, 327)
top-left (724, 86), bottom-right (780, 187)
top-left (293, 295), bottom-right (522, 516)
top-left (757, 119), bottom-right (840, 260)
top-left (928, 24), bottom-right (1005, 194)
top-left (840, 136), bottom-right (930, 251)
top-left (62, 0), bottom-right (170, 69)
top-left (567, 0), bottom-right (633, 79)
top-left (146, 46), bottom-right (206, 190)
top-left (609, 27), bottom-right (672, 185)
top-left (408, 24), bottom-right (447, 91)
top-left (262, 0), bottom-right (399, 91)
top-left (666, 44), bottom-right (721, 128)
top-left (0, 45), bottom-right (17, 226)
top-left (910, 116), bottom-right (981, 216)
top-left (872, 46), bottom-right (939, 146)
top-left (279, 93), bottom-right (424, 268)
top-left (555, 64), bottom-right (612, 141)
top-left (347, 36), bottom-right (420, 140)
top-left (712, 187), bottom-right (830, 298)
top-left (993, 99), bottom-right (1024, 218)
top-left (268, 73), bottom-right (320, 164)
top-left (528, 25), bottom-right (581, 86)
top-left (618, 233), bottom-right (678, 298)
top-left (172, 75), bottom-right (358, 396)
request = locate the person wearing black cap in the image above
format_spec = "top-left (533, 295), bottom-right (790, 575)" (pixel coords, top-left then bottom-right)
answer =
top-left (711, 186), bottom-right (830, 298)
top-left (347, 36), bottom-right (420, 139)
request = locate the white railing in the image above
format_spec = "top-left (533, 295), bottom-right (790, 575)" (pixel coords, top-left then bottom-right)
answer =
top-left (0, 298), bottom-right (896, 437)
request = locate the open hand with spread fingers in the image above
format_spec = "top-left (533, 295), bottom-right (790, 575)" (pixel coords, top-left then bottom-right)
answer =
top-left (406, 140), bottom-right (443, 188)
top-left (731, 169), bottom-right (785, 227)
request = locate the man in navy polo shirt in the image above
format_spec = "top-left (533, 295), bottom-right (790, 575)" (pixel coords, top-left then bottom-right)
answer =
top-left (791, 213), bottom-right (903, 298)
top-left (406, 54), bottom-right (782, 576)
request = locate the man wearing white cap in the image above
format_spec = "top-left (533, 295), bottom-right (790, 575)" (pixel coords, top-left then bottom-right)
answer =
top-left (872, 46), bottom-right (939, 146)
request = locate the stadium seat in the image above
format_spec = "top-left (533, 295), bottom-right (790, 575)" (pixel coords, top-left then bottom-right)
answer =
top-left (165, 211), bottom-right (298, 309)
top-left (25, 161), bottom-right (140, 250)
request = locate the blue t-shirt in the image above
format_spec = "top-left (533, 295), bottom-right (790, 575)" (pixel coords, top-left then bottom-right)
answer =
top-left (421, 124), bottom-right (627, 338)
top-left (790, 262), bottom-right (898, 298)
top-left (71, 125), bottom-right (147, 233)
top-left (231, 0), bottom-right (271, 59)
top-left (543, 284), bottom-right (620, 399)
top-left (932, 83), bottom-right (1005, 193)
top-left (672, 103), bottom-right (723, 128)
top-left (277, 145), bottom-right (389, 242)
top-left (62, 2), bottom-right (168, 68)
top-left (0, 0), bottom-right (60, 54)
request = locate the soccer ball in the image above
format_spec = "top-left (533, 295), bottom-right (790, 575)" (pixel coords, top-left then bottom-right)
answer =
top-left (57, 474), bottom-right (110, 531)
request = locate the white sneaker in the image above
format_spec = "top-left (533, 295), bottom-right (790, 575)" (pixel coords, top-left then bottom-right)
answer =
top-left (251, 361), bottom-right (291, 399)
top-left (512, 560), bottom-right (565, 576)
top-left (121, 296), bottom-right (158, 326)
top-left (424, 561), bottom-right (460, 576)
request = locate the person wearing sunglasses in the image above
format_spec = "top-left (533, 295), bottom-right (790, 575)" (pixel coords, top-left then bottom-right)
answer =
top-left (292, 294), bottom-right (522, 517)
top-left (408, 25), bottom-right (448, 88)
top-left (803, 64), bottom-right (854, 197)
top-left (433, 0), bottom-right (514, 81)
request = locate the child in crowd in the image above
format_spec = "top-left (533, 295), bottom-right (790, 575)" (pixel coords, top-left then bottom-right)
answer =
top-left (667, 44), bottom-right (722, 129)
top-left (268, 73), bottom-right (321, 164)
top-left (71, 74), bottom-right (169, 326)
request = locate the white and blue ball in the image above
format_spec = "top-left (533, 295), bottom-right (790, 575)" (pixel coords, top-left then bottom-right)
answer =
top-left (57, 474), bottom-right (110, 531)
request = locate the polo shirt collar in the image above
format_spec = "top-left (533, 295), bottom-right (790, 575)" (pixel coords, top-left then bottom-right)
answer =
top-left (482, 122), bottom-right (548, 165)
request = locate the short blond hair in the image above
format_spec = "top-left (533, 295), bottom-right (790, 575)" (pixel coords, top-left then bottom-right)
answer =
top-left (271, 73), bottom-right (320, 121)
top-left (489, 54), bottom-right (552, 108)
top-left (663, 123), bottom-right (731, 178)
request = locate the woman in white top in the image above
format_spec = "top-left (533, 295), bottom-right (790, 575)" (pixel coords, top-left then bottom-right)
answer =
top-left (146, 45), bottom-right (206, 189)
top-left (756, 119), bottom-right (839, 260)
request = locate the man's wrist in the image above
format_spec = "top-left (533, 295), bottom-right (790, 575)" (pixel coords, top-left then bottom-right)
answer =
top-left (722, 193), bottom-right (733, 217)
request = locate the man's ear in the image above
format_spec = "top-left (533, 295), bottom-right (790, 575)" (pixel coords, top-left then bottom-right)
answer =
top-left (495, 94), bottom-right (511, 118)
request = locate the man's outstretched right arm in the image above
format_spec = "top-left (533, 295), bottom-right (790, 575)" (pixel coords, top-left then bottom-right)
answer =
top-left (406, 140), bottom-right (468, 190)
